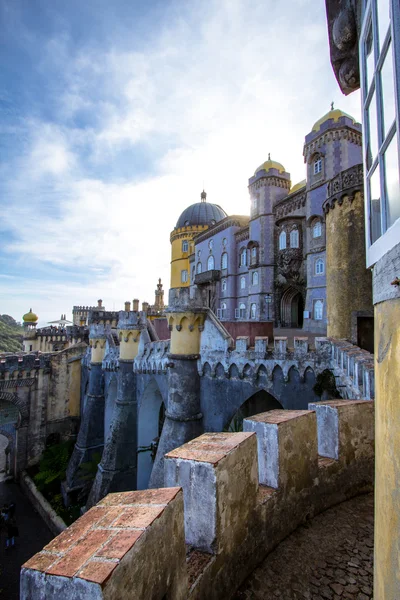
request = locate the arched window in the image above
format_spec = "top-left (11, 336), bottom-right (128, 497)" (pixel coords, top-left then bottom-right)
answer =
top-left (290, 229), bottom-right (299, 248)
top-left (240, 248), bottom-right (247, 266)
top-left (221, 302), bottom-right (227, 318)
top-left (252, 271), bottom-right (259, 285)
top-left (314, 300), bottom-right (323, 320)
top-left (209, 240), bottom-right (214, 250)
top-left (181, 269), bottom-right (188, 283)
top-left (240, 276), bottom-right (246, 289)
top-left (315, 258), bottom-right (324, 275)
top-left (221, 252), bottom-right (228, 269)
top-left (239, 302), bottom-right (246, 318)
top-left (182, 240), bottom-right (188, 252)
top-left (313, 222), bottom-right (322, 238)
top-left (197, 262), bottom-right (202, 274)
top-left (207, 255), bottom-right (215, 270)
top-left (221, 279), bottom-right (227, 292)
top-left (279, 231), bottom-right (286, 250)
top-left (251, 303), bottom-right (257, 320)
top-left (314, 158), bottom-right (322, 174)
top-left (251, 247), bottom-right (257, 258)
top-left (192, 267), bottom-right (195, 281)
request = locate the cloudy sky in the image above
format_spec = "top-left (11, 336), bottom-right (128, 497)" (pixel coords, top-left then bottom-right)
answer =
top-left (0, 0), bottom-right (361, 325)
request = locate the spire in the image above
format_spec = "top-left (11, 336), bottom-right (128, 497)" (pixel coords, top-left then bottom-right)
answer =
top-left (200, 190), bottom-right (207, 202)
top-left (268, 153), bottom-right (271, 160)
top-left (331, 101), bottom-right (334, 110)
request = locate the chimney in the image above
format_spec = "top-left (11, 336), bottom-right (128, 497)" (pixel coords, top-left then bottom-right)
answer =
top-left (142, 302), bottom-right (149, 314)
top-left (97, 299), bottom-right (103, 308)
top-left (132, 299), bottom-right (139, 311)
top-left (124, 301), bottom-right (131, 312)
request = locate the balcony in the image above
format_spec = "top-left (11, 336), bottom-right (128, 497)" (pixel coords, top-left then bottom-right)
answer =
top-left (195, 270), bottom-right (221, 285)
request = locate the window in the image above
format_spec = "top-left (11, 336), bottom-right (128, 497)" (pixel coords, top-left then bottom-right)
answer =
top-left (240, 248), bottom-right (247, 266)
top-left (222, 237), bottom-right (227, 247)
top-left (221, 279), bottom-right (227, 292)
top-left (314, 300), bottom-right (323, 320)
top-left (252, 196), bottom-right (257, 212)
top-left (252, 271), bottom-right (259, 285)
top-left (192, 267), bottom-right (195, 281)
top-left (221, 252), bottom-right (228, 269)
top-left (251, 246), bottom-right (257, 258)
top-left (279, 231), bottom-right (286, 250)
top-left (197, 262), bottom-right (202, 274)
top-left (29, 345), bottom-right (32, 352)
top-left (197, 250), bottom-right (201, 258)
top-left (251, 303), bottom-right (257, 320)
top-left (314, 158), bottom-right (322, 174)
top-left (240, 276), bottom-right (246, 289)
top-left (290, 228), bottom-right (299, 248)
top-left (182, 240), bottom-right (188, 252)
top-left (184, 220), bottom-right (190, 226)
top-left (207, 255), bottom-right (214, 270)
top-left (209, 240), bottom-right (214, 250)
top-left (315, 258), bottom-right (324, 275)
top-left (360, 0), bottom-right (400, 265)
top-left (220, 302), bottom-right (227, 318)
top-left (235, 302), bottom-right (246, 319)
top-left (181, 269), bottom-right (188, 283)
top-left (313, 222), bottom-right (322, 238)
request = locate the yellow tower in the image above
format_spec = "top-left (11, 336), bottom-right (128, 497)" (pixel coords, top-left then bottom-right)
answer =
top-left (170, 191), bottom-right (227, 289)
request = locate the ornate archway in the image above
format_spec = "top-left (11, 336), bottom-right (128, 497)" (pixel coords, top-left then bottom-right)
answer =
top-left (280, 287), bottom-right (304, 328)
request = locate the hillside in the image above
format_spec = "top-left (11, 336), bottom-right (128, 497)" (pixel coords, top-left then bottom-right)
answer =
top-left (0, 314), bottom-right (24, 353)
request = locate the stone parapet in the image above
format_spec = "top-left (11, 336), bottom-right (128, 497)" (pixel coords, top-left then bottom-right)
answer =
top-left (24, 400), bottom-right (374, 599)
top-left (329, 338), bottom-right (374, 399)
top-left (134, 340), bottom-right (171, 374)
top-left (0, 353), bottom-right (50, 374)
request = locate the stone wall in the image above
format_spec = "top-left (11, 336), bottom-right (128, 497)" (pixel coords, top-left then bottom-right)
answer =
top-left (22, 399), bottom-right (374, 599)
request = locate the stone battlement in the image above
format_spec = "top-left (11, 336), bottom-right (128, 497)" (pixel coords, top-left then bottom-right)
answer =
top-left (0, 352), bottom-right (50, 374)
top-left (134, 340), bottom-right (171, 373)
top-left (22, 400), bottom-right (374, 599)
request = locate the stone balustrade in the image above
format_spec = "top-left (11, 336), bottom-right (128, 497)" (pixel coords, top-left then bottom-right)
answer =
top-left (22, 399), bottom-right (374, 600)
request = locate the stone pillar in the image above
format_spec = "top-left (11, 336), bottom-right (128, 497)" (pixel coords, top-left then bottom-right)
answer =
top-left (325, 191), bottom-right (373, 343)
top-left (65, 325), bottom-right (106, 498)
top-left (87, 312), bottom-right (145, 508)
top-left (149, 305), bottom-right (206, 488)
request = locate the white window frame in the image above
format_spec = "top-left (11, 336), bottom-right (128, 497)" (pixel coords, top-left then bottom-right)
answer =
top-left (252, 271), bottom-right (259, 286)
top-left (314, 299), bottom-right (323, 320)
top-left (360, 0), bottom-right (400, 267)
top-left (250, 303), bottom-right (257, 320)
top-left (197, 262), bottom-right (202, 274)
top-left (240, 248), bottom-right (247, 266)
top-left (315, 258), bottom-right (324, 275)
top-left (235, 302), bottom-right (246, 319)
top-left (209, 239), bottom-right (214, 250)
top-left (207, 255), bottom-right (214, 271)
top-left (181, 269), bottom-right (188, 283)
top-left (279, 231), bottom-right (286, 250)
top-left (182, 240), bottom-right (189, 253)
top-left (251, 246), bottom-right (257, 258)
top-left (218, 302), bottom-right (227, 319)
top-left (314, 158), bottom-right (322, 174)
top-left (221, 279), bottom-right (227, 292)
top-left (290, 229), bottom-right (299, 248)
top-left (240, 276), bottom-right (246, 289)
top-left (313, 222), bottom-right (322, 238)
top-left (221, 252), bottom-right (228, 269)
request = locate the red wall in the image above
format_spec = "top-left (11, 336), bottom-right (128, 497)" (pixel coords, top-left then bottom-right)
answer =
top-left (151, 317), bottom-right (170, 341)
top-left (223, 321), bottom-right (274, 346)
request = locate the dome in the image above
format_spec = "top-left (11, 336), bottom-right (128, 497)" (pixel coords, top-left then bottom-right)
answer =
top-left (289, 179), bottom-right (306, 194)
top-left (312, 108), bottom-right (356, 132)
top-left (254, 156), bottom-right (286, 176)
top-left (23, 308), bottom-right (38, 323)
top-left (176, 192), bottom-right (227, 228)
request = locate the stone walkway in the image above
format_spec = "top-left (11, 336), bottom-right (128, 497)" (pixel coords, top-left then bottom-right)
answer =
top-left (235, 493), bottom-right (374, 600)
top-left (0, 480), bottom-right (52, 600)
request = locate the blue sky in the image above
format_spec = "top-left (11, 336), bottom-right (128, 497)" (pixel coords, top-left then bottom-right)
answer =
top-left (0, 0), bottom-right (361, 325)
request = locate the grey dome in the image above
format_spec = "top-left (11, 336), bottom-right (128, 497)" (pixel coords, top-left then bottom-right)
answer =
top-left (176, 200), bottom-right (227, 229)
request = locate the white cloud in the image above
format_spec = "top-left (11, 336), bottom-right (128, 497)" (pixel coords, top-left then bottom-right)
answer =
top-left (2, 0), bottom-right (362, 321)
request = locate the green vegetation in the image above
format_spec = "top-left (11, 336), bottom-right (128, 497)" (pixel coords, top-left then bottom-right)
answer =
top-left (0, 314), bottom-right (24, 353)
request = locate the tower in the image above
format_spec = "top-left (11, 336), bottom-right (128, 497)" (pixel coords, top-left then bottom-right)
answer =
top-left (22, 309), bottom-right (39, 352)
top-left (154, 278), bottom-right (165, 311)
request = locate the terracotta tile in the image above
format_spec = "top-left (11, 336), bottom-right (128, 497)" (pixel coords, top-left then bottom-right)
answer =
top-left (248, 410), bottom-right (310, 424)
top-left (78, 559), bottom-right (117, 586)
top-left (46, 530), bottom-right (111, 578)
top-left (96, 507), bottom-right (123, 527)
top-left (117, 487), bottom-right (181, 506)
top-left (45, 506), bottom-right (108, 553)
top-left (22, 552), bottom-right (58, 572)
top-left (112, 505), bottom-right (165, 529)
top-left (96, 530), bottom-right (143, 559)
top-left (166, 433), bottom-right (254, 463)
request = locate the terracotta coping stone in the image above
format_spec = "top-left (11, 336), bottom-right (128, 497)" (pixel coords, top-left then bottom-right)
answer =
top-left (22, 486), bottom-right (182, 584)
top-left (312, 399), bottom-right (371, 408)
top-left (166, 432), bottom-right (254, 465)
top-left (248, 409), bottom-right (310, 424)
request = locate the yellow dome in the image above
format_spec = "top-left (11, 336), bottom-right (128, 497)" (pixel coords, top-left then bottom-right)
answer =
top-left (289, 179), bottom-right (306, 194)
top-left (254, 157), bottom-right (285, 176)
top-left (312, 108), bottom-right (356, 132)
top-left (23, 308), bottom-right (38, 323)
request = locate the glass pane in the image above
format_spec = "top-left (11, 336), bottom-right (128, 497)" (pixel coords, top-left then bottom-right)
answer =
top-left (381, 42), bottom-right (396, 136)
top-left (365, 21), bottom-right (374, 91)
top-left (378, 0), bottom-right (390, 49)
top-left (370, 165), bottom-right (382, 243)
top-left (384, 133), bottom-right (400, 228)
top-left (367, 91), bottom-right (378, 168)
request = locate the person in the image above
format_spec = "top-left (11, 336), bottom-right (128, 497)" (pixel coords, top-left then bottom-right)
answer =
top-left (5, 515), bottom-right (19, 549)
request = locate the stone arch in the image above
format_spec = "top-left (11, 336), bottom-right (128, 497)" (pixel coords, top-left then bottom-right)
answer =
top-left (0, 429), bottom-right (13, 481)
top-left (288, 365), bottom-right (301, 384)
top-left (137, 379), bottom-right (165, 490)
top-left (256, 364), bottom-right (268, 386)
top-left (228, 364), bottom-right (240, 379)
top-left (215, 363), bottom-right (225, 379)
top-left (0, 391), bottom-right (28, 426)
top-left (104, 377), bottom-right (117, 444)
top-left (304, 366), bottom-right (316, 386)
top-left (280, 287), bottom-right (304, 328)
top-left (203, 362), bottom-right (212, 377)
top-left (243, 363), bottom-right (253, 379)
top-left (226, 389), bottom-right (283, 431)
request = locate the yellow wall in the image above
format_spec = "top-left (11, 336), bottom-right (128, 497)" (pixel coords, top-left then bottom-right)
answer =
top-left (374, 297), bottom-right (400, 599)
top-left (90, 339), bottom-right (106, 364)
top-left (170, 225), bottom-right (208, 289)
top-left (68, 358), bottom-right (82, 417)
top-left (119, 329), bottom-right (141, 360)
top-left (169, 313), bottom-right (205, 355)
top-left (326, 191), bottom-right (373, 338)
